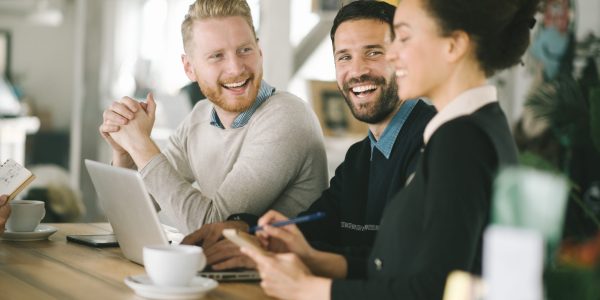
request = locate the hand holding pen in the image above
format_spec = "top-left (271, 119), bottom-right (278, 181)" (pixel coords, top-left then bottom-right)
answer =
top-left (253, 210), bottom-right (325, 257)
top-left (249, 211), bottom-right (325, 233)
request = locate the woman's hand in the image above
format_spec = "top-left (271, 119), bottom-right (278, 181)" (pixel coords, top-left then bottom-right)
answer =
top-left (254, 210), bottom-right (348, 279)
top-left (241, 246), bottom-right (331, 300)
top-left (256, 210), bottom-right (315, 261)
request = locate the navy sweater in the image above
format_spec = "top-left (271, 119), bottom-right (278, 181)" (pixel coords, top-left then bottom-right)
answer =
top-left (298, 100), bottom-right (435, 278)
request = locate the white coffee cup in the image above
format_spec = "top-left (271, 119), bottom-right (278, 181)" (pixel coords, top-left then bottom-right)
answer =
top-left (6, 200), bottom-right (46, 232)
top-left (143, 244), bottom-right (206, 287)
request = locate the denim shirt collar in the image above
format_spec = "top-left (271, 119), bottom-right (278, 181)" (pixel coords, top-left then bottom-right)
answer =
top-left (210, 80), bottom-right (275, 129)
top-left (368, 99), bottom-right (419, 160)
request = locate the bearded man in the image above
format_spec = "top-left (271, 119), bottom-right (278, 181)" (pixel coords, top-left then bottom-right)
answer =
top-left (99, 0), bottom-right (328, 234)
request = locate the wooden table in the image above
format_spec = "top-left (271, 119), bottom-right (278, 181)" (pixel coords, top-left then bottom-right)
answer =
top-left (0, 223), bottom-right (271, 299)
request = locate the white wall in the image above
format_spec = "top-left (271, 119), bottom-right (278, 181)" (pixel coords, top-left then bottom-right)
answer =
top-left (0, 2), bottom-right (75, 131)
top-left (260, 0), bottom-right (293, 90)
top-left (576, 0), bottom-right (600, 40)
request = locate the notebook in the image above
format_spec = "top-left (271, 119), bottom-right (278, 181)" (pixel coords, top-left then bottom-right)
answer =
top-left (84, 159), bottom-right (260, 281)
top-left (0, 159), bottom-right (36, 201)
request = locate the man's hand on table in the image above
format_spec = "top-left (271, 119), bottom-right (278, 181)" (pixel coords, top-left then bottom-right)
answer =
top-left (182, 220), bottom-right (256, 270)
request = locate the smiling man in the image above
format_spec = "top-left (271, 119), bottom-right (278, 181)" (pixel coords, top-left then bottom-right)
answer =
top-left (99, 0), bottom-right (328, 234)
top-left (182, 1), bottom-right (436, 273)
top-left (266, 2), bottom-right (435, 273)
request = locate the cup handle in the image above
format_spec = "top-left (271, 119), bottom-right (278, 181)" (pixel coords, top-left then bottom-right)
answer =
top-left (40, 207), bottom-right (46, 221)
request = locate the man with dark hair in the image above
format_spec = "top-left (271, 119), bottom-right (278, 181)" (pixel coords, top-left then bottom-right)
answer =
top-left (183, 1), bottom-right (435, 273)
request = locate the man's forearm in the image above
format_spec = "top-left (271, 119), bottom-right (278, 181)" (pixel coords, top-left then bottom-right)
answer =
top-left (112, 151), bottom-right (136, 169)
top-left (128, 138), bottom-right (161, 170)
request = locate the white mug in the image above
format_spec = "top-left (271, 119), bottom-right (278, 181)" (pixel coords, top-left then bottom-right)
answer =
top-left (6, 200), bottom-right (46, 232)
top-left (143, 244), bottom-right (206, 287)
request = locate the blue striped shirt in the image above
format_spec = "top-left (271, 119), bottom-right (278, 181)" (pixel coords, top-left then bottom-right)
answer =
top-left (210, 80), bottom-right (275, 129)
top-left (368, 99), bottom-right (419, 160)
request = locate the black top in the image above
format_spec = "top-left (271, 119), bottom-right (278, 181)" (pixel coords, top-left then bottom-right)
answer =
top-left (331, 103), bottom-right (519, 299)
top-left (298, 101), bottom-right (435, 278)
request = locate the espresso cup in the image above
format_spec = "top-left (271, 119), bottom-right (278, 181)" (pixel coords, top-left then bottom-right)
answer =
top-left (143, 244), bottom-right (206, 287)
top-left (6, 200), bottom-right (46, 232)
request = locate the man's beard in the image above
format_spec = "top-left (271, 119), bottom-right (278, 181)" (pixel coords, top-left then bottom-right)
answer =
top-left (341, 74), bottom-right (399, 124)
top-left (200, 72), bottom-right (262, 113)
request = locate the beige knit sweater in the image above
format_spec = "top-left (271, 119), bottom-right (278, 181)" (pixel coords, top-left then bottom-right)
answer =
top-left (140, 91), bottom-right (329, 234)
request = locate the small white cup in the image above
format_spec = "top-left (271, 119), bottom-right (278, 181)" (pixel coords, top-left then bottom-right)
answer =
top-left (143, 244), bottom-right (206, 287)
top-left (6, 200), bottom-right (46, 232)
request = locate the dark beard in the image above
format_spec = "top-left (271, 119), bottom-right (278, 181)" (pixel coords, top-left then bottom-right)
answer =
top-left (341, 74), bottom-right (399, 124)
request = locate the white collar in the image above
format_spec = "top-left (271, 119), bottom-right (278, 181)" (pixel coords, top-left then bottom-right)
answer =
top-left (423, 85), bottom-right (498, 144)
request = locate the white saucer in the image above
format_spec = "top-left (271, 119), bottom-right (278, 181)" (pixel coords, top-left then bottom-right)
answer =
top-left (0, 224), bottom-right (58, 241)
top-left (124, 274), bottom-right (218, 299)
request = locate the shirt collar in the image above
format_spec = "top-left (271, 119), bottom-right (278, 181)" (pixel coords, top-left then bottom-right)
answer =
top-left (368, 99), bottom-right (419, 159)
top-left (210, 80), bottom-right (276, 129)
top-left (423, 85), bottom-right (497, 144)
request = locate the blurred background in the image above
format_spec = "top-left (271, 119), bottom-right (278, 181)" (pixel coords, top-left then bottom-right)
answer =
top-left (0, 0), bottom-right (598, 242)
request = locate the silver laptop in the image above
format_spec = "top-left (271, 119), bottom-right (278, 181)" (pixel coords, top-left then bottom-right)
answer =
top-left (85, 159), bottom-right (260, 281)
top-left (85, 159), bottom-right (174, 265)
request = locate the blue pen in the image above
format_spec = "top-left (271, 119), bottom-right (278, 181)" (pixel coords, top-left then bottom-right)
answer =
top-left (249, 211), bottom-right (326, 233)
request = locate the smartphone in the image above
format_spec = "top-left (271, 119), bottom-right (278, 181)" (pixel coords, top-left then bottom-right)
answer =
top-left (66, 234), bottom-right (119, 247)
top-left (222, 229), bottom-right (266, 255)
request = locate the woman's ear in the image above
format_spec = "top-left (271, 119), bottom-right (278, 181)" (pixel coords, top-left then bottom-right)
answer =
top-left (445, 30), bottom-right (471, 63)
top-left (182, 54), bottom-right (197, 81)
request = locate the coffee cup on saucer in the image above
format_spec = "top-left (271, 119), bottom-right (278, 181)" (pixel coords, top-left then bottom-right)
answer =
top-left (143, 244), bottom-right (206, 287)
top-left (6, 200), bottom-right (46, 232)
